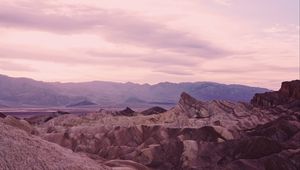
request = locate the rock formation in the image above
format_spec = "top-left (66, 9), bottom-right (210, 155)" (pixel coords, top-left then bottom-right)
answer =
top-left (116, 107), bottom-right (136, 116)
top-left (251, 80), bottom-right (300, 111)
top-left (1, 80), bottom-right (299, 169)
top-left (0, 112), bottom-right (6, 118)
top-left (280, 80), bottom-right (300, 99)
top-left (3, 115), bottom-right (34, 134)
top-left (140, 106), bottom-right (167, 115)
top-left (0, 120), bottom-right (110, 170)
top-left (25, 110), bottom-right (70, 125)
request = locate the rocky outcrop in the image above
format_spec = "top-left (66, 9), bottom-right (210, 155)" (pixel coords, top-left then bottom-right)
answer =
top-left (246, 115), bottom-right (300, 143)
top-left (25, 110), bottom-right (70, 125)
top-left (140, 106), bottom-right (167, 116)
top-left (41, 124), bottom-right (228, 169)
top-left (0, 120), bottom-right (110, 170)
top-left (2, 116), bottom-right (34, 134)
top-left (178, 92), bottom-right (209, 118)
top-left (0, 112), bottom-right (6, 118)
top-left (116, 107), bottom-right (135, 116)
top-left (251, 80), bottom-right (300, 110)
top-left (38, 112), bottom-right (300, 170)
top-left (280, 80), bottom-right (300, 99)
top-left (104, 160), bottom-right (150, 170)
top-left (175, 91), bottom-right (279, 133)
top-left (193, 114), bottom-right (300, 170)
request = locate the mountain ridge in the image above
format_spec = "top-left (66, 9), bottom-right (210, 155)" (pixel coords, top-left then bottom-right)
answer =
top-left (0, 74), bottom-right (270, 107)
top-left (0, 74), bottom-right (267, 90)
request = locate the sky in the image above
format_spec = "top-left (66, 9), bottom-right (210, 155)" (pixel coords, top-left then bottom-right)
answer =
top-left (0, 0), bottom-right (299, 89)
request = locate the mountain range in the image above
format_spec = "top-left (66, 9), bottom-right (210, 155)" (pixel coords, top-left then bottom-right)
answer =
top-left (0, 74), bottom-right (269, 107)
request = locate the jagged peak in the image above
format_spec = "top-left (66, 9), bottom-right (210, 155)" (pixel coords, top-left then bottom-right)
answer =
top-left (179, 92), bottom-right (198, 105)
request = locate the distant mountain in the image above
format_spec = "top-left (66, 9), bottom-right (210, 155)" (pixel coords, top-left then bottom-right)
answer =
top-left (66, 100), bottom-right (97, 107)
top-left (0, 74), bottom-right (84, 106)
top-left (0, 74), bottom-right (270, 107)
top-left (124, 97), bottom-right (147, 104)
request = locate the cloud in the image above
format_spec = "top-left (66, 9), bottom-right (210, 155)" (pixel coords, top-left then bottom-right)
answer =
top-left (213, 0), bottom-right (233, 6)
top-left (263, 27), bottom-right (286, 33)
top-left (0, 60), bottom-right (36, 72)
top-left (202, 64), bottom-right (299, 74)
top-left (0, 3), bottom-right (229, 58)
top-left (0, 4), bottom-right (97, 33)
top-left (86, 50), bottom-right (141, 59)
top-left (0, 45), bottom-right (98, 65)
top-left (154, 69), bottom-right (194, 76)
top-left (140, 54), bottom-right (198, 67)
top-left (0, 44), bottom-right (198, 71)
top-left (87, 49), bottom-right (198, 67)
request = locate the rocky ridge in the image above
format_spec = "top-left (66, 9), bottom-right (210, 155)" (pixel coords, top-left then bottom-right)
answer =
top-left (251, 80), bottom-right (300, 111)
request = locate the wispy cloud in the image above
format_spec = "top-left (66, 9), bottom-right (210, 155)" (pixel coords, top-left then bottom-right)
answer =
top-left (213, 0), bottom-right (233, 6)
top-left (0, 60), bottom-right (36, 72)
top-left (154, 68), bottom-right (194, 76)
top-left (0, 3), bottom-right (228, 58)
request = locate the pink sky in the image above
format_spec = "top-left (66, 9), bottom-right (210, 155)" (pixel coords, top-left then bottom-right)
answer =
top-left (0, 0), bottom-right (299, 89)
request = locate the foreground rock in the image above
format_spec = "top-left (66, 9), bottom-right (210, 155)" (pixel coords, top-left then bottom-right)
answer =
top-left (3, 115), bottom-right (34, 134)
top-left (0, 120), bottom-right (110, 170)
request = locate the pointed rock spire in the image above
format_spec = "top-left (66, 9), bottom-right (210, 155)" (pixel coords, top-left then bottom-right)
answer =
top-left (179, 92), bottom-right (198, 107)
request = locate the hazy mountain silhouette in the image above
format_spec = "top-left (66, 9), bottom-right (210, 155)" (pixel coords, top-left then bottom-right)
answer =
top-left (0, 74), bottom-right (270, 107)
top-left (66, 100), bottom-right (97, 107)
